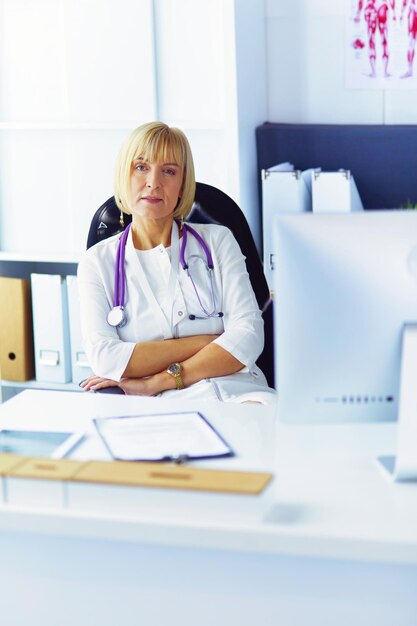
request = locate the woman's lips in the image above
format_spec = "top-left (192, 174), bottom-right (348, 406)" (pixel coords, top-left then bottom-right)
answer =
top-left (141, 196), bottom-right (162, 204)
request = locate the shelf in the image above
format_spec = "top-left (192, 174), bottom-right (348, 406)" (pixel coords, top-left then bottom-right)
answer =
top-left (1, 380), bottom-right (82, 393)
top-left (0, 254), bottom-right (79, 280)
top-left (0, 251), bottom-right (81, 264)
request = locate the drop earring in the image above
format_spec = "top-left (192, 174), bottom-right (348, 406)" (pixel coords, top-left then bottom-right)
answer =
top-left (119, 210), bottom-right (125, 228)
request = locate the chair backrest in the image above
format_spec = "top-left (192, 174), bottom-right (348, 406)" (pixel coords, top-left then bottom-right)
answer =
top-left (86, 182), bottom-right (274, 387)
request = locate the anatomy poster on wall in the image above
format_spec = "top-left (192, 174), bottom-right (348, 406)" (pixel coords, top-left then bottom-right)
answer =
top-left (347, 0), bottom-right (417, 88)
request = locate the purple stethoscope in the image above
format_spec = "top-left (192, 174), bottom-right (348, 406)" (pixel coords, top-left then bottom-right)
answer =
top-left (107, 220), bottom-right (224, 328)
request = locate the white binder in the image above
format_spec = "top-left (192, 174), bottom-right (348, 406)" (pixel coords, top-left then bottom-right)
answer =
top-left (312, 170), bottom-right (364, 213)
top-left (31, 274), bottom-right (72, 383)
top-left (262, 164), bottom-right (312, 287)
top-left (66, 275), bottom-right (93, 385)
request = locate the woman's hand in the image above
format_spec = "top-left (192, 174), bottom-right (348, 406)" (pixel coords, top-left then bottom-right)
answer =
top-left (79, 375), bottom-right (121, 392)
top-left (80, 371), bottom-right (175, 396)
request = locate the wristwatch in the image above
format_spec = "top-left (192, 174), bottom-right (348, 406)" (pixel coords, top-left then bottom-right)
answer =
top-left (166, 362), bottom-right (185, 390)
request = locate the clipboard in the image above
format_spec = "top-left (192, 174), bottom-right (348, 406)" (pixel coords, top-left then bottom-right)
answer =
top-left (93, 411), bottom-right (235, 463)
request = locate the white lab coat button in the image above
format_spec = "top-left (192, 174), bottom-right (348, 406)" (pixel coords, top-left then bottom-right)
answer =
top-left (178, 310), bottom-right (183, 317)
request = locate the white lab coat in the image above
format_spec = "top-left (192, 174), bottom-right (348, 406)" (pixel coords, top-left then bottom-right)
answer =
top-left (77, 222), bottom-right (276, 404)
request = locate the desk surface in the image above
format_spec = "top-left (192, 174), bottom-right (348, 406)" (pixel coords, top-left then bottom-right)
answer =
top-left (0, 389), bottom-right (416, 566)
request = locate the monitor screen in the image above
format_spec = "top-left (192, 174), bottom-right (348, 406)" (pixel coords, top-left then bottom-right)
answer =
top-left (273, 210), bottom-right (417, 424)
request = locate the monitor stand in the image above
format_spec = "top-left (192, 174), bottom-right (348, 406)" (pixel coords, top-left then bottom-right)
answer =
top-left (378, 323), bottom-right (417, 481)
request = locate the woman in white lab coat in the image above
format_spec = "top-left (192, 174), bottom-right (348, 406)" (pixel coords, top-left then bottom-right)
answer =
top-left (78, 122), bottom-right (276, 405)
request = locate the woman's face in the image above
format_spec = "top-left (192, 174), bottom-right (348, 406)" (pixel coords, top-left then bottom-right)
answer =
top-left (129, 155), bottom-right (183, 220)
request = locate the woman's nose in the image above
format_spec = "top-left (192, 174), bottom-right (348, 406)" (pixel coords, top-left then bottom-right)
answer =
top-left (146, 169), bottom-right (160, 189)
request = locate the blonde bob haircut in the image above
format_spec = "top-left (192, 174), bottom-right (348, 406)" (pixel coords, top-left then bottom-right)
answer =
top-left (114, 121), bottom-right (196, 220)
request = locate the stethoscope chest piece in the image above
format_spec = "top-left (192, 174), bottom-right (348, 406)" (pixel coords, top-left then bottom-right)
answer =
top-left (107, 306), bottom-right (127, 328)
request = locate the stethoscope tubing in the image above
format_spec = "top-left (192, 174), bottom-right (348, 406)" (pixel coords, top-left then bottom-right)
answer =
top-left (108, 221), bottom-right (222, 327)
top-left (114, 224), bottom-right (130, 310)
top-left (186, 263), bottom-right (219, 318)
top-left (179, 222), bottom-right (214, 269)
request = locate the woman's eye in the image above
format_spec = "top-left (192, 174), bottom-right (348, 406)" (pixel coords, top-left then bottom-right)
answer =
top-left (164, 168), bottom-right (176, 176)
top-left (134, 163), bottom-right (146, 171)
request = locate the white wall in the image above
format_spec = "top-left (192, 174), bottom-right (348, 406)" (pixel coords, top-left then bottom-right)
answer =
top-left (265, 0), bottom-right (417, 124)
top-left (154, 0), bottom-right (228, 202)
top-left (0, 0), bottom-right (268, 255)
top-left (228, 0), bottom-right (268, 248)
top-left (0, 0), bottom-right (156, 257)
top-left (154, 0), bottom-right (267, 249)
top-left (6, 0), bottom-right (416, 258)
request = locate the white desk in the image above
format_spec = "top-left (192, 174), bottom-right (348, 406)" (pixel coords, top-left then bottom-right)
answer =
top-left (0, 390), bottom-right (416, 626)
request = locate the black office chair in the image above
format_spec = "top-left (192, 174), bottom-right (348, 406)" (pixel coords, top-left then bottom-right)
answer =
top-left (86, 182), bottom-right (275, 387)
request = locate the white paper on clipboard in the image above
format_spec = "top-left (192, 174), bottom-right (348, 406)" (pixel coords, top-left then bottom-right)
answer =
top-left (93, 411), bottom-right (234, 462)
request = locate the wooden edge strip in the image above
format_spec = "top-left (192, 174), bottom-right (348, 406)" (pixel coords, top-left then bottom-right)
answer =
top-left (0, 454), bottom-right (273, 495)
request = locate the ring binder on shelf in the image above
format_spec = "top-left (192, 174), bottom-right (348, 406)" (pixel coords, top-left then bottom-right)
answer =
top-left (312, 170), bottom-right (364, 213)
top-left (66, 275), bottom-right (93, 384)
top-left (0, 277), bottom-right (35, 382)
top-left (30, 274), bottom-right (72, 383)
top-left (261, 163), bottom-right (312, 287)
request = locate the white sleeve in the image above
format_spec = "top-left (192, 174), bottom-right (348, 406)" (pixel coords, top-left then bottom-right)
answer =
top-left (211, 227), bottom-right (264, 368)
top-left (77, 246), bottom-right (136, 381)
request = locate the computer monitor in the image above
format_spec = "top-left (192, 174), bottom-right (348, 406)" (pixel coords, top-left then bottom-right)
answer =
top-left (273, 210), bottom-right (417, 424)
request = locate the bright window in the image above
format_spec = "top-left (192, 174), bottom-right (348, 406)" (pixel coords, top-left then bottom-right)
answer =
top-left (0, 0), bottom-right (156, 255)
